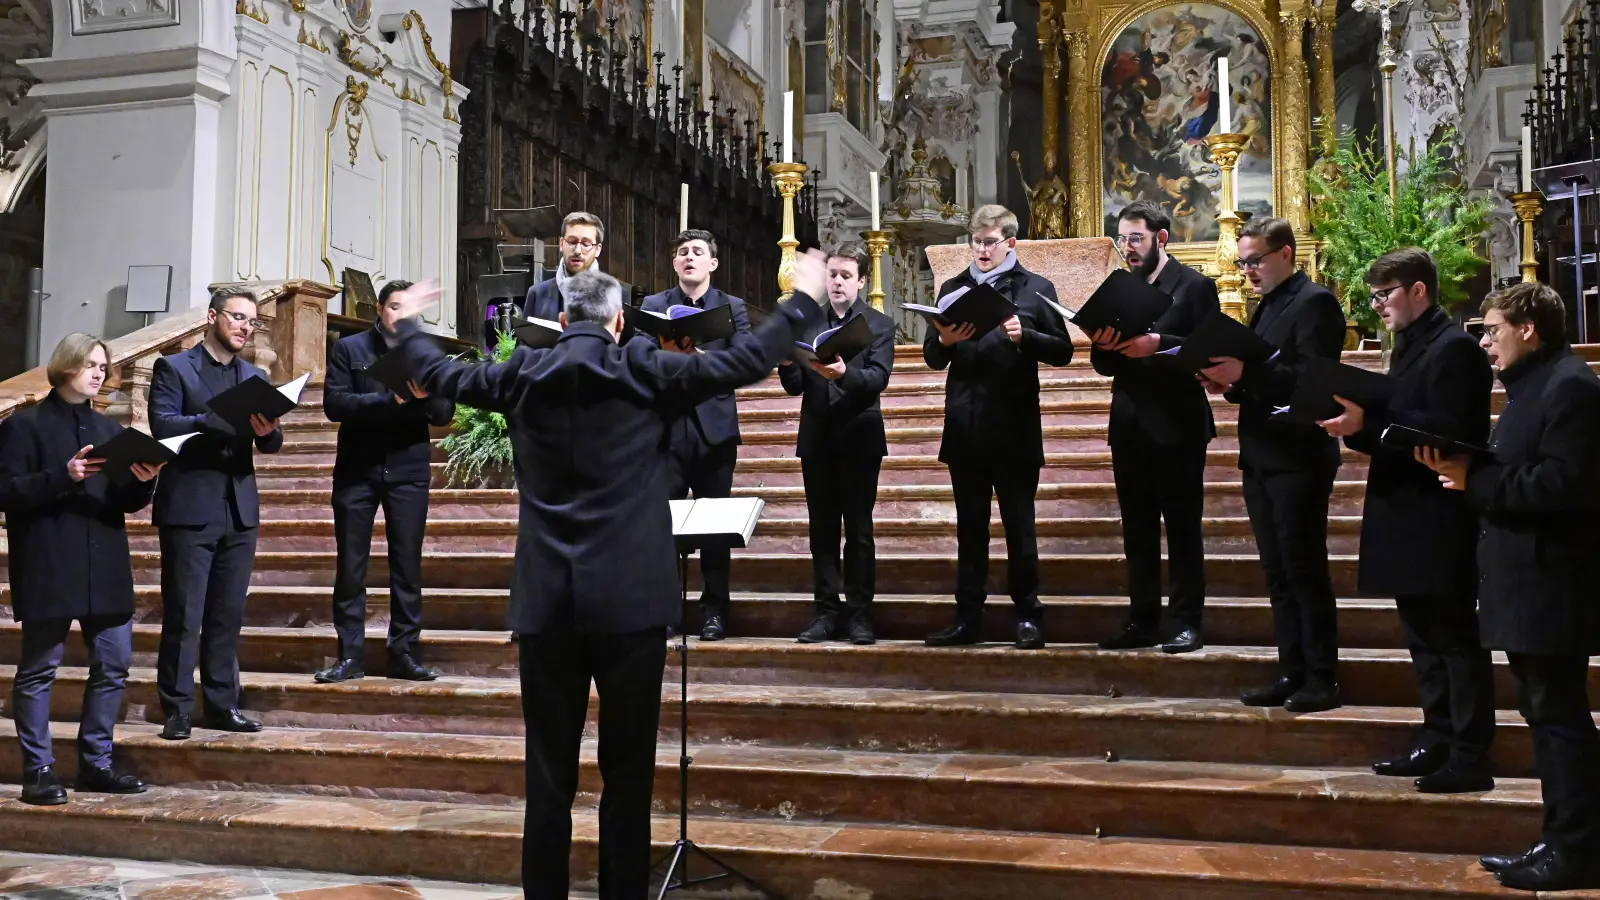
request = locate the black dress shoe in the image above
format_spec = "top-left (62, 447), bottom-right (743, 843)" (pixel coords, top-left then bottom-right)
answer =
top-left (1481, 842), bottom-right (1550, 875)
top-left (1097, 624), bottom-right (1158, 651)
top-left (797, 613), bottom-right (838, 644)
top-left (1372, 744), bottom-right (1449, 777)
top-left (202, 709), bottom-right (263, 733)
top-left (700, 612), bottom-right (727, 642)
top-left (1283, 682), bottom-right (1342, 713)
top-left (1161, 627), bottom-right (1204, 654)
top-left (1415, 762), bottom-right (1494, 794)
top-left (387, 653), bottom-right (440, 682)
top-left (1497, 846), bottom-right (1600, 891)
top-left (925, 618), bottom-right (981, 647)
top-left (1014, 620), bottom-right (1045, 650)
top-left (160, 713), bottom-right (191, 741)
top-left (20, 767), bottom-right (67, 806)
top-left (847, 614), bottom-right (876, 646)
top-left (315, 658), bottom-right (365, 684)
top-left (76, 763), bottom-right (146, 794)
top-left (1240, 676), bottom-right (1302, 707)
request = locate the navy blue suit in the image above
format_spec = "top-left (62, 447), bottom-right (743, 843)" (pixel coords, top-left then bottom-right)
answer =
top-left (639, 285), bottom-right (752, 618)
top-left (147, 344), bottom-right (283, 718)
top-left (522, 274), bottom-right (563, 322)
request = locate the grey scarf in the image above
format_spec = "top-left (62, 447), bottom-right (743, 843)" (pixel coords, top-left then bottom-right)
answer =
top-left (938, 249), bottom-right (1019, 309)
top-left (554, 259), bottom-right (596, 304)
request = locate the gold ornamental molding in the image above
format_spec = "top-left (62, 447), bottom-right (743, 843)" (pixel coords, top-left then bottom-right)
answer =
top-left (343, 76), bottom-right (369, 165)
top-left (237, 0), bottom-right (270, 24)
top-left (405, 10), bottom-right (459, 123)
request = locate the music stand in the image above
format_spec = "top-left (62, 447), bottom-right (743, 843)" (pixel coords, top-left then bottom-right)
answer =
top-left (651, 497), bottom-right (781, 900)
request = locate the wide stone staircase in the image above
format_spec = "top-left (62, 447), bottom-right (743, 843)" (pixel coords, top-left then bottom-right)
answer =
top-left (2, 342), bottom-right (1599, 898)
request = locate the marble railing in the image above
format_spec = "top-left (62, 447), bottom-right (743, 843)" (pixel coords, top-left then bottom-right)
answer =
top-left (0, 279), bottom-right (338, 431)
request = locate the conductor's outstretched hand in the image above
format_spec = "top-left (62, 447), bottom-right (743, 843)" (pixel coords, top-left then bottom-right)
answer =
top-left (791, 249), bottom-right (828, 306)
top-left (391, 280), bottom-right (442, 322)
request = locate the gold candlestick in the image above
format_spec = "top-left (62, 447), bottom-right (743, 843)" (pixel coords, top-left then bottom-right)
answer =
top-left (1205, 132), bottom-right (1250, 322)
top-left (861, 229), bottom-right (892, 311)
top-left (1510, 190), bottom-right (1545, 284)
top-left (769, 162), bottom-right (809, 299)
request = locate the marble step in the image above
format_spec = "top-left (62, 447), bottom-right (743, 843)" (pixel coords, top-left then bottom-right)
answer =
top-left (0, 666), bottom-right (1546, 776)
top-left (121, 515), bottom-right (1366, 556)
top-left (0, 550), bottom-right (1367, 595)
top-left (0, 784), bottom-right (1563, 899)
top-left (0, 721), bottom-right (1547, 858)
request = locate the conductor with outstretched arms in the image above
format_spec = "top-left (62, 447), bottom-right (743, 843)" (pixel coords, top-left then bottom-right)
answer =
top-left (386, 253), bottom-right (829, 900)
top-left (922, 204), bottom-right (1076, 650)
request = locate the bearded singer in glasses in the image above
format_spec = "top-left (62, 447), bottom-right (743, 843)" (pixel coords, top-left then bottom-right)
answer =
top-left (523, 212), bottom-right (607, 321)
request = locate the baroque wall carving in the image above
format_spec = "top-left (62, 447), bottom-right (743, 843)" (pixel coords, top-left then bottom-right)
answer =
top-left (73, 0), bottom-right (179, 36)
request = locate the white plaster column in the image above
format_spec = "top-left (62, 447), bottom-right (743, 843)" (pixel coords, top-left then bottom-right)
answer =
top-left (974, 86), bottom-right (1000, 203)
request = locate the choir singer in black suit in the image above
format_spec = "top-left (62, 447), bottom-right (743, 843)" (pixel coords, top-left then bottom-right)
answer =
top-left (149, 287), bottom-right (283, 739)
top-left (778, 241), bottom-right (896, 645)
top-left (1198, 216), bottom-right (1346, 713)
top-left (1421, 282), bottom-right (1600, 892)
top-left (641, 229), bottom-right (752, 641)
top-left (0, 334), bottom-right (158, 805)
top-left (316, 279), bottom-right (456, 684)
top-left (1317, 248), bottom-right (1495, 794)
top-left (521, 211), bottom-right (606, 321)
top-left (386, 254), bottom-right (829, 900)
top-left (1089, 200), bottom-right (1218, 655)
top-left (923, 204), bottom-right (1076, 650)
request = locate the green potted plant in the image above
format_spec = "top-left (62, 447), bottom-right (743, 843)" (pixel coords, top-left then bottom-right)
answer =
top-left (1309, 129), bottom-right (1494, 335)
top-left (438, 329), bottom-right (515, 488)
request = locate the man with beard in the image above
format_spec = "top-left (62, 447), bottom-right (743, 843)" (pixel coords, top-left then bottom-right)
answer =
top-left (923, 205), bottom-right (1076, 650)
top-left (1199, 216), bottom-right (1346, 713)
top-left (522, 211), bottom-right (605, 321)
top-left (149, 287), bottom-right (284, 739)
top-left (315, 280), bottom-right (457, 685)
top-left (641, 230), bottom-right (751, 640)
top-left (1318, 248), bottom-right (1495, 794)
top-left (1090, 200), bottom-right (1218, 654)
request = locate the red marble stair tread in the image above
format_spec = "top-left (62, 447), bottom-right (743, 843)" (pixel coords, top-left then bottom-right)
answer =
top-left (0, 786), bottom-right (1570, 897)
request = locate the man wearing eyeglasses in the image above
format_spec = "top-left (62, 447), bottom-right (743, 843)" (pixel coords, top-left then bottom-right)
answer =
top-left (1318, 248), bottom-right (1495, 794)
top-left (1090, 200), bottom-right (1219, 655)
top-left (1197, 216), bottom-right (1346, 713)
top-left (148, 287), bottom-right (284, 740)
top-left (522, 212), bottom-right (606, 321)
top-left (923, 205), bottom-right (1076, 650)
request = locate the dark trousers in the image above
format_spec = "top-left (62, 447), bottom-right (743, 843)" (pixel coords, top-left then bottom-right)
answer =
top-left (1112, 434), bottom-right (1207, 632)
top-left (1507, 652), bottom-right (1600, 855)
top-left (801, 453), bottom-right (882, 616)
top-left (948, 459), bottom-right (1043, 620)
top-left (156, 518), bottom-right (257, 717)
top-left (667, 425), bottom-right (737, 614)
top-left (518, 629), bottom-right (668, 900)
top-left (1396, 593), bottom-right (1495, 765)
top-left (332, 476), bottom-right (430, 661)
top-left (1241, 467), bottom-right (1339, 685)
top-left (13, 615), bottom-right (132, 772)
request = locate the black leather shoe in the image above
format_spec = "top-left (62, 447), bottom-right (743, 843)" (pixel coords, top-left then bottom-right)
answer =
top-left (1372, 744), bottom-right (1449, 777)
top-left (1161, 627), bottom-right (1204, 654)
top-left (700, 612), bottom-right (727, 642)
top-left (202, 709), bottom-right (263, 733)
top-left (1283, 682), bottom-right (1342, 713)
top-left (387, 653), bottom-right (440, 682)
top-left (925, 618), bottom-right (981, 647)
top-left (1097, 624), bottom-right (1158, 651)
top-left (1014, 620), bottom-right (1045, 650)
top-left (76, 763), bottom-right (146, 795)
top-left (160, 713), bottom-right (191, 741)
top-left (1415, 763), bottom-right (1494, 794)
top-left (20, 767), bottom-right (67, 806)
top-left (1481, 842), bottom-right (1550, 875)
top-left (315, 658), bottom-right (365, 684)
top-left (1497, 846), bottom-right (1600, 891)
top-left (1240, 676), bottom-right (1303, 707)
top-left (847, 614), bottom-right (876, 646)
top-left (797, 613), bottom-right (838, 644)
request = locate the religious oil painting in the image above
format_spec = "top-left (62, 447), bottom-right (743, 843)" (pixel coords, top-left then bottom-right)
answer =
top-left (1100, 3), bottom-right (1273, 242)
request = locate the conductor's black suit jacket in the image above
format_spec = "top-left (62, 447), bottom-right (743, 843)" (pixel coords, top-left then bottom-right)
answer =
top-left (397, 293), bottom-right (824, 635)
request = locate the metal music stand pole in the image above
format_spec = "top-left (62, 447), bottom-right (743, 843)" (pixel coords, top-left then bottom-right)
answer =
top-left (1563, 173), bottom-right (1591, 343)
top-left (651, 510), bottom-right (780, 900)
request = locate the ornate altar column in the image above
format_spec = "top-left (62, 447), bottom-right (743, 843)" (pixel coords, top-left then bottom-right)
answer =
top-left (1311, 7), bottom-right (1338, 157)
top-left (1278, 8), bottom-right (1313, 232)
top-left (1064, 28), bottom-right (1094, 237)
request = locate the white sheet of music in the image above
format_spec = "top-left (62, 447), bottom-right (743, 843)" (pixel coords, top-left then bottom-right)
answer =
top-left (669, 497), bottom-right (765, 551)
top-left (277, 372), bottom-right (311, 405)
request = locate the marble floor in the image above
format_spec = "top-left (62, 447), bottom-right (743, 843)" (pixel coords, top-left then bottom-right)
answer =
top-left (0, 851), bottom-right (562, 900)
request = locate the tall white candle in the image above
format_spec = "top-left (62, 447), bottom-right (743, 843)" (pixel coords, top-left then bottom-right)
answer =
top-left (1217, 57), bottom-right (1231, 134)
top-left (680, 183), bottom-right (689, 232)
top-left (870, 172), bottom-right (880, 231)
top-left (1522, 124), bottom-right (1534, 192)
top-left (782, 91), bottom-right (794, 163)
